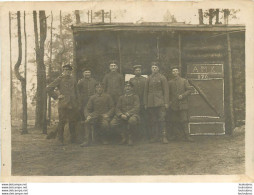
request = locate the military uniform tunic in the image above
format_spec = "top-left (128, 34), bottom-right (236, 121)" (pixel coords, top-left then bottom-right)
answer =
top-left (85, 93), bottom-right (114, 119)
top-left (77, 77), bottom-right (97, 119)
top-left (47, 74), bottom-right (80, 142)
top-left (103, 71), bottom-right (124, 105)
top-left (129, 76), bottom-right (146, 107)
top-left (144, 72), bottom-right (169, 108)
top-left (111, 93), bottom-right (140, 127)
top-left (83, 93), bottom-right (114, 143)
top-left (168, 76), bottom-right (192, 122)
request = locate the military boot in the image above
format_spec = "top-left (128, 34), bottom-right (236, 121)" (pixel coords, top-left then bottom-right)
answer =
top-left (128, 134), bottom-right (133, 146)
top-left (119, 132), bottom-right (127, 145)
top-left (69, 122), bottom-right (77, 143)
top-left (183, 123), bottom-right (194, 142)
top-left (80, 124), bottom-right (91, 147)
top-left (160, 122), bottom-right (168, 144)
top-left (80, 140), bottom-right (90, 147)
top-left (127, 126), bottom-right (134, 146)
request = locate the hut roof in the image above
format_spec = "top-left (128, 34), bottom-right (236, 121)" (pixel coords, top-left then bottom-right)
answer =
top-left (72, 22), bottom-right (245, 33)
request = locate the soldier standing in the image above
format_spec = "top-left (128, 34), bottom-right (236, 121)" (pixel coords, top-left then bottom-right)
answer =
top-left (129, 65), bottom-right (147, 140)
top-left (47, 64), bottom-right (80, 145)
top-left (103, 61), bottom-right (124, 105)
top-left (110, 81), bottom-right (140, 146)
top-left (144, 62), bottom-right (169, 144)
top-left (168, 67), bottom-right (193, 142)
top-left (80, 83), bottom-right (115, 147)
top-left (77, 69), bottom-right (97, 120)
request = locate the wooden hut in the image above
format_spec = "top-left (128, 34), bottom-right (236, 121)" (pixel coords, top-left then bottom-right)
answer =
top-left (71, 23), bottom-right (245, 135)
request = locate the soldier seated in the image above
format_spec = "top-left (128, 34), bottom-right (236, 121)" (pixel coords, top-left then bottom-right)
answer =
top-left (80, 83), bottom-right (114, 147)
top-left (110, 81), bottom-right (140, 146)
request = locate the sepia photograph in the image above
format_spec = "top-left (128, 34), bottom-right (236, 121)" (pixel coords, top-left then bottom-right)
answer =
top-left (1, 1), bottom-right (253, 181)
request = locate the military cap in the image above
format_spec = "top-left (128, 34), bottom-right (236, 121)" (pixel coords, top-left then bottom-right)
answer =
top-left (109, 60), bottom-right (118, 65)
top-left (62, 64), bottom-right (72, 70)
top-left (151, 61), bottom-right (159, 67)
top-left (125, 81), bottom-right (134, 87)
top-left (95, 82), bottom-right (104, 88)
top-left (133, 65), bottom-right (142, 70)
top-left (82, 68), bottom-right (91, 72)
top-left (170, 66), bottom-right (180, 71)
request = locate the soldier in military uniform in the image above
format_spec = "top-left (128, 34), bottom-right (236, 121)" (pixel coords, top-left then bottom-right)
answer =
top-left (47, 64), bottom-right (80, 145)
top-left (80, 83), bottom-right (114, 147)
top-left (168, 67), bottom-right (193, 142)
top-left (103, 61), bottom-right (124, 105)
top-left (129, 65), bottom-right (147, 140)
top-left (144, 62), bottom-right (169, 144)
top-left (110, 81), bottom-right (140, 146)
top-left (77, 69), bottom-right (97, 120)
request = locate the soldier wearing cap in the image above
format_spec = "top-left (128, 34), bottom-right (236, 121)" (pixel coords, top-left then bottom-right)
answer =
top-left (77, 68), bottom-right (97, 120)
top-left (80, 83), bottom-right (115, 147)
top-left (129, 65), bottom-right (147, 140)
top-left (168, 66), bottom-right (193, 142)
top-left (144, 62), bottom-right (169, 144)
top-left (47, 64), bottom-right (80, 145)
top-left (110, 81), bottom-right (140, 146)
top-left (103, 60), bottom-right (124, 105)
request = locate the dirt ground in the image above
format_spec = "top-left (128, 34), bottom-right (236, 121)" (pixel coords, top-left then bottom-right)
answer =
top-left (11, 123), bottom-right (245, 176)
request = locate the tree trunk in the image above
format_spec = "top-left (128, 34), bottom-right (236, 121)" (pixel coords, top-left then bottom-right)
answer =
top-left (48, 11), bottom-right (53, 126)
top-left (9, 12), bottom-right (13, 118)
top-left (33, 11), bottom-right (47, 133)
top-left (209, 9), bottom-right (214, 25)
top-left (198, 9), bottom-right (203, 25)
top-left (59, 11), bottom-right (65, 71)
top-left (75, 10), bottom-right (80, 24)
top-left (215, 9), bottom-right (220, 24)
top-left (224, 9), bottom-right (230, 24)
top-left (14, 11), bottom-right (28, 134)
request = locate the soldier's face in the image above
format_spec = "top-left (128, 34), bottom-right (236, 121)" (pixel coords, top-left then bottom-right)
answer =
top-left (96, 86), bottom-right (103, 94)
top-left (109, 63), bottom-right (118, 72)
top-left (134, 68), bottom-right (142, 76)
top-left (172, 68), bottom-right (180, 77)
top-left (63, 69), bottom-right (72, 76)
top-left (151, 65), bottom-right (159, 73)
top-left (83, 71), bottom-right (91, 78)
top-left (124, 85), bottom-right (132, 93)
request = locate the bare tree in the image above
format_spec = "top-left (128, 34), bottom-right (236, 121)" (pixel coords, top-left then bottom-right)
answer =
top-left (9, 12), bottom-right (13, 107)
top-left (14, 11), bottom-right (28, 134)
top-left (48, 11), bottom-right (53, 125)
top-left (198, 9), bottom-right (204, 25)
top-left (33, 11), bottom-right (47, 133)
top-left (75, 10), bottom-right (80, 24)
top-left (59, 11), bottom-right (65, 71)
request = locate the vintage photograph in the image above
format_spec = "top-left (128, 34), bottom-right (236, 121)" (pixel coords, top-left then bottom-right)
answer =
top-left (4, 2), bottom-right (247, 177)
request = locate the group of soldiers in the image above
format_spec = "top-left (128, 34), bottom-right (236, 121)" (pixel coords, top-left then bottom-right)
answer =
top-left (47, 61), bottom-right (194, 147)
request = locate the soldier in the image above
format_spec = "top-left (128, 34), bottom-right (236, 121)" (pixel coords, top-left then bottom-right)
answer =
top-left (110, 81), bottom-right (140, 146)
top-left (168, 67), bottom-right (194, 142)
top-left (129, 65), bottom-right (147, 140)
top-left (80, 83), bottom-right (114, 147)
top-left (144, 62), bottom-right (169, 144)
top-left (77, 69), bottom-right (97, 120)
top-left (103, 61), bottom-right (124, 105)
top-left (47, 64), bottom-right (80, 145)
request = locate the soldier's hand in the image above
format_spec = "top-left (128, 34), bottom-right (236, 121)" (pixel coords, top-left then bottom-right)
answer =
top-left (58, 94), bottom-right (65, 99)
top-left (178, 95), bottom-right (183, 100)
top-left (121, 114), bottom-right (128, 120)
top-left (103, 114), bottom-right (109, 118)
top-left (165, 104), bottom-right (169, 109)
top-left (86, 116), bottom-right (92, 121)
